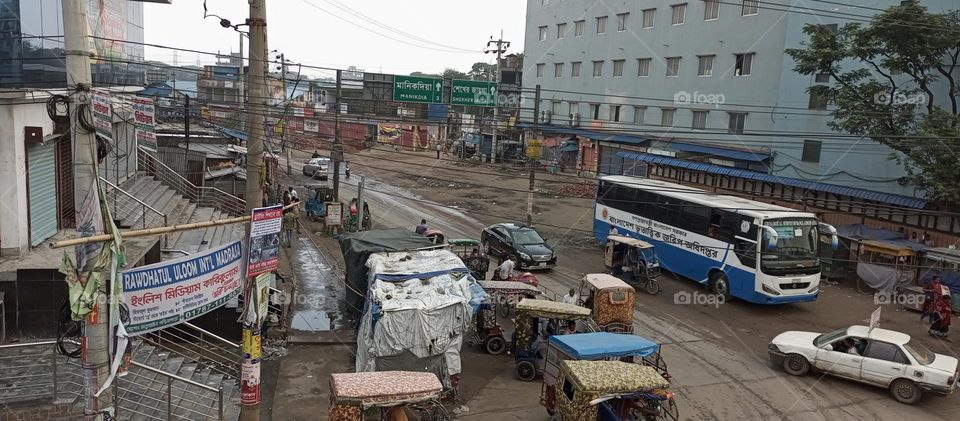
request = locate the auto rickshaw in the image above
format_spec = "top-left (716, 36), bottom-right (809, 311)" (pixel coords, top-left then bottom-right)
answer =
top-left (605, 235), bottom-right (662, 295)
top-left (545, 332), bottom-right (670, 381)
top-left (467, 281), bottom-right (542, 355)
top-left (480, 279), bottom-right (543, 318)
top-left (448, 238), bottom-right (490, 280)
top-left (578, 274), bottom-right (636, 333)
top-left (304, 183), bottom-right (334, 221)
top-left (543, 360), bottom-right (678, 421)
top-left (328, 371), bottom-right (450, 421)
top-left (512, 298), bottom-right (595, 382)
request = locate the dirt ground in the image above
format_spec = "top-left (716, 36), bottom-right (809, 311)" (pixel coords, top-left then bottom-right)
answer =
top-left (267, 146), bottom-right (960, 420)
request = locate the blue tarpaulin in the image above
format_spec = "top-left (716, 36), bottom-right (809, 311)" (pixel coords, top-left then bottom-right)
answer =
top-left (837, 224), bottom-right (926, 252)
top-left (548, 332), bottom-right (660, 359)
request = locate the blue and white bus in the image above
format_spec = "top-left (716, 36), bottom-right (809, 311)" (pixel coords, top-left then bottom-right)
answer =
top-left (594, 176), bottom-right (837, 304)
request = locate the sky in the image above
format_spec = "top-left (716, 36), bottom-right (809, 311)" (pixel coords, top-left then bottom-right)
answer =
top-left (143, 0), bottom-right (527, 77)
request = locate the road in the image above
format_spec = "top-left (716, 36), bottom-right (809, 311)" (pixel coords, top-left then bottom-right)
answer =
top-left (284, 160), bottom-right (960, 421)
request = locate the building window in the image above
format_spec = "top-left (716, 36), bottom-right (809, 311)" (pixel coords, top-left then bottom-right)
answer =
top-left (552, 101), bottom-right (562, 115)
top-left (734, 53), bottom-right (754, 76)
top-left (610, 105), bottom-right (622, 122)
top-left (590, 103), bottom-right (601, 120)
top-left (728, 112), bottom-right (747, 134)
top-left (612, 59), bottom-right (625, 77)
top-left (637, 58), bottom-right (651, 77)
top-left (692, 110), bottom-right (708, 129)
top-left (575, 20), bottom-right (585, 36)
top-left (666, 57), bottom-right (681, 77)
top-left (660, 108), bottom-right (676, 126)
top-left (557, 23), bottom-right (567, 39)
top-left (571, 61), bottom-right (582, 77)
top-left (596, 16), bottom-right (608, 34)
top-left (593, 60), bottom-right (604, 77)
top-left (536, 63), bottom-right (545, 77)
top-left (808, 88), bottom-right (829, 110)
top-left (704, 0), bottom-right (720, 20)
top-left (697, 55), bottom-right (715, 76)
top-left (539, 26), bottom-right (548, 41)
top-left (742, 0), bottom-right (759, 16)
top-left (541, 0), bottom-right (549, 5)
top-left (815, 73), bottom-right (830, 83)
top-left (672, 4), bottom-right (687, 25)
top-left (554, 62), bottom-right (564, 78)
top-left (569, 102), bottom-right (579, 116)
top-left (802, 140), bottom-right (822, 163)
top-left (634, 106), bottom-right (646, 124)
top-left (617, 13), bottom-right (629, 31)
top-left (642, 9), bottom-right (656, 28)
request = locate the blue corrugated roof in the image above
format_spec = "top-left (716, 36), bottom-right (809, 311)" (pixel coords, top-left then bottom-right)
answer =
top-left (617, 151), bottom-right (927, 209)
top-left (516, 122), bottom-right (650, 146)
top-left (666, 142), bottom-right (770, 162)
top-left (217, 126), bottom-right (248, 142)
top-left (548, 332), bottom-right (660, 359)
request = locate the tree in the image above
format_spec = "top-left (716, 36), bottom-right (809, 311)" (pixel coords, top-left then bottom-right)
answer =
top-left (468, 62), bottom-right (496, 81)
top-left (786, 1), bottom-right (960, 205)
top-left (441, 68), bottom-right (469, 80)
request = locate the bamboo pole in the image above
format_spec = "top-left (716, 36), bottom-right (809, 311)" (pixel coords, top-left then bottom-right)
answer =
top-left (49, 202), bottom-right (299, 249)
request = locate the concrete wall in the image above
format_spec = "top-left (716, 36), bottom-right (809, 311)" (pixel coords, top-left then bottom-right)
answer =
top-left (0, 98), bottom-right (52, 257)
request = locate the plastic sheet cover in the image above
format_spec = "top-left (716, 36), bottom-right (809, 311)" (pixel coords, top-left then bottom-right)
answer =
top-left (355, 249), bottom-right (485, 387)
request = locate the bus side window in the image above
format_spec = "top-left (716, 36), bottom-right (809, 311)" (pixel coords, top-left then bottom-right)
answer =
top-left (734, 239), bottom-right (758, 268)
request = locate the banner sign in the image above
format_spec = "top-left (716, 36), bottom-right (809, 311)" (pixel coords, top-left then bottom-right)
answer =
top-left (120, 241), bottom-right (244, 335)
top-left (132, 97), bottom-right (157, 149)
top-left (247, 205), bottom-right (283, 278)
top-left (91, 89), bottom-right (113, 142)
top-left (255, 273), bottom-right (271, 327)
top-left (304, 119), bottom-right (319, 133)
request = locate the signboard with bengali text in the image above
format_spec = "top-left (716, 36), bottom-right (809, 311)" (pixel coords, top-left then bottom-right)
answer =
top-left (451, 79), bottom-right (497, 107)
top-left (393, 75), bottom-right (442, 103)
top-left (132, 97), bottom-right (157, 149)
top-left (91, 89), bottom-right (113, 142)
top-left (247, 206), bottom-right (283, 277)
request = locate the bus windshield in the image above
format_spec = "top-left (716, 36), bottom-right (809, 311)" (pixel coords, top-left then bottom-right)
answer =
top-left (761, 219), bottom-right (820, 274)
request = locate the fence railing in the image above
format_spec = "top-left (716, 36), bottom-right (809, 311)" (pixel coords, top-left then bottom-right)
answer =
top-left (0, 340), bottom-right (83, 405)
top-left (138, 147), bottom-right (246, 217)
top-left (115, 360), bottom-right (224, 421)
top-left (143, 322), bottom-right (241, 379)
top-left (100, 177), bottom-right (169, 247)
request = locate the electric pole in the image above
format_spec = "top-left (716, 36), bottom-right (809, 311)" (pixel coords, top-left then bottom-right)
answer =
top-left (332, 69), bottom-right (343, 201)
top-left (484, 31), bottom-right (509, 164)
top-left (185, 95), bottom-right (191, 152)
top-left (241, 0), bottom-right (267, 419)
top-left (63, 0), bottom-right (111, 417)
top-left (277, 52), bottom-right (292, 176)
top-left (529, 85), bottom-right (540, 226)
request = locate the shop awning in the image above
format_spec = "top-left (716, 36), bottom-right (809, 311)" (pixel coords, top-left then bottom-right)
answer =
top-left (666, 142), bottom-right (770, 162)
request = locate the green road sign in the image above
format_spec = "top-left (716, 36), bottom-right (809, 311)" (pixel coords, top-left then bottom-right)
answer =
top-left (393, 75), bottom-right (443, 103)
top-left (451, 79), bottom-right (497, 107)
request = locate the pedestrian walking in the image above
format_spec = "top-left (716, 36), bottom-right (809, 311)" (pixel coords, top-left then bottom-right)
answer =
top-left (345, 162), bottom-right (351, 179)
top-left (921, 276), bottom-right (952, 339)
top-left (291, 197), bottom-right (302, 234)
top-left (281, 209), bottom-right (295, 248)
top-left (436, 142), bottom-right (442, 159)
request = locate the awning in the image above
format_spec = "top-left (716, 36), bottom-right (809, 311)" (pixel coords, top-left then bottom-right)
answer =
top-left (617, 151), bottom-right (928, 209)
top-left (517, 122), bottom-right (650, 146)
top-left (216, 126), bottom-right (248, 142)
top-left (666, 142), bottom-right (770, 163)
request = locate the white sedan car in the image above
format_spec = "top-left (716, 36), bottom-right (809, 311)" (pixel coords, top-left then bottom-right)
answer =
top-left (769, 325), bottom-right (958, 404)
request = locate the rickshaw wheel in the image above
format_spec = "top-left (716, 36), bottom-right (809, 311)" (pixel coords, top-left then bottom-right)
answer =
top-left (644, 279), bottom-right (661, 295)
top-left (484, 336), bottom-right (506, 355)
top-left (516, 361), bottom-right (537, 381)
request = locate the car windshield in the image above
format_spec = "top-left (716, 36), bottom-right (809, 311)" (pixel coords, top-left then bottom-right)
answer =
top-left (813, 328), bottom-right (848, 347)
top-left (903, 340), bottom-right (936, 365)
top-left (761, 219), bottom-right (820, 271)
top-left (512, 229), bottom-right (545, 245)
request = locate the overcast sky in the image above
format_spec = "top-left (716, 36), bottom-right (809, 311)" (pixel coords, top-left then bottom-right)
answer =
top-left (144, 0), bottom-right (526, 77)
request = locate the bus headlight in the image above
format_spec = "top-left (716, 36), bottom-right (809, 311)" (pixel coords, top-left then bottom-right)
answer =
top-left (808, 285), bottom-right (819, 294)
top-left (762, 284), bottom-right (782, 296)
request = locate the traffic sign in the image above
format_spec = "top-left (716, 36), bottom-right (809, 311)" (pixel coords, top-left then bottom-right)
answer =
top-left (451, 79), bottom-right (497, 107)
top-left (393, 75), bottom-right (442, 103)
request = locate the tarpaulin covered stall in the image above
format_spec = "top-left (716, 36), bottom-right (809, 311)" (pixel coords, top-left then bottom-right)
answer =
top-left (338, 228), bottom-right (438, 311)
top-left (355, 248), bottom-right (485, 388)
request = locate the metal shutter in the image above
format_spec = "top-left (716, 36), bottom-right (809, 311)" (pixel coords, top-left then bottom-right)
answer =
top-left (27, 141), bottom-right (58, 246)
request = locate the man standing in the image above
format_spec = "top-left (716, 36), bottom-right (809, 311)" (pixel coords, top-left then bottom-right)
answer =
top-left (288, 186), bottom-right (299, 201)
top-left (436, 142), bottom-right (442, 159)
top-left (415, 219), bottom-right (428, 235)
top-left (266, 183), bottom-right (278, 206)
top-left (562, 288), bottom-right (578, 305)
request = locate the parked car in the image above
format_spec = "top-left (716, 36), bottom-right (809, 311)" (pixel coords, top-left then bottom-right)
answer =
top-left (480, 223), bottom-right (556, 270)
top-left (768, 325), bottom-right (959, 404)
top-left (303, 157), bottom-right (330, 179)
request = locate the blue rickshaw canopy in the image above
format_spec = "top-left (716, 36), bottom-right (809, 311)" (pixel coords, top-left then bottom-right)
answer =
top-left (549, 332), bottom-right (660, 359)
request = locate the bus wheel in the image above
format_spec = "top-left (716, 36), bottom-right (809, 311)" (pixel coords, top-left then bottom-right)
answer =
top-left (709, 271), bottom-right (731, 300)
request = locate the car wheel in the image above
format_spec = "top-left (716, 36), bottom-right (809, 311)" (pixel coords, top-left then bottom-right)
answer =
top-left (709, 271), bottom-right (731, 300)
top-left (484, 336), bottom-right (506, 355)
top-left (516, 360), bottom-right (537, 381)
top-left (782, 354), bottom-right (810, 376)
top-left (889, 378), bottom-right (922, 404)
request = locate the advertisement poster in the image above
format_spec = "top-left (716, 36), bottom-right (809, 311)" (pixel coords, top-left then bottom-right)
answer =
top-left (87, 0), bottom-right (127, 60)
top-left (377, 123), bottom-right (401, 146)
top-left (91, 89), bottom-right (114, 142)
top-left (248, 205), bottom-right (283, 278)
top-left (132, 97), bottom-right (157, 149)
top-left (255, 273), bottom-right (271, 327)
top-left (120, 241), bottom-right (244, 335)
top-left (526, 139), bottom-right (543, 159)
top-left (304, 119), bottom-right (319, 133)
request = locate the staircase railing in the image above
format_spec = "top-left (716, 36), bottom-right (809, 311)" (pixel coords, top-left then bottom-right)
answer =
top-left (137, 147), bottom-right (246, 217)
top-left (100, 177), bottom-right (169, 247)
top-left (115, 360), bottom-right (224, 421)
top-left (0, 340), bottom-right (83, 404)
top-left (144, 322), bottom-right (241, 379)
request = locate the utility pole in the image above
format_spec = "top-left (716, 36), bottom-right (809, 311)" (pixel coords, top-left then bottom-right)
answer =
top-left (184, 95), bottom-right (191, 152)
top-left (484, 31), bottom-right (509, 164)
top-left (241, 0), bottom-right (267, 420)
top-left (63, 0), bottom-right (111, 417)
top-left (332, 70), bottom-right (343, 201)
top-left (278, 52), bottom-right (292, 176)
top-left (529, 85), bottom-right (540, 226)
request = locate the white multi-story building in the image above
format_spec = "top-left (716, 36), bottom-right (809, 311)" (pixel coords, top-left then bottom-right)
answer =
top-left (521, 0), bottom-right (954, 197)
